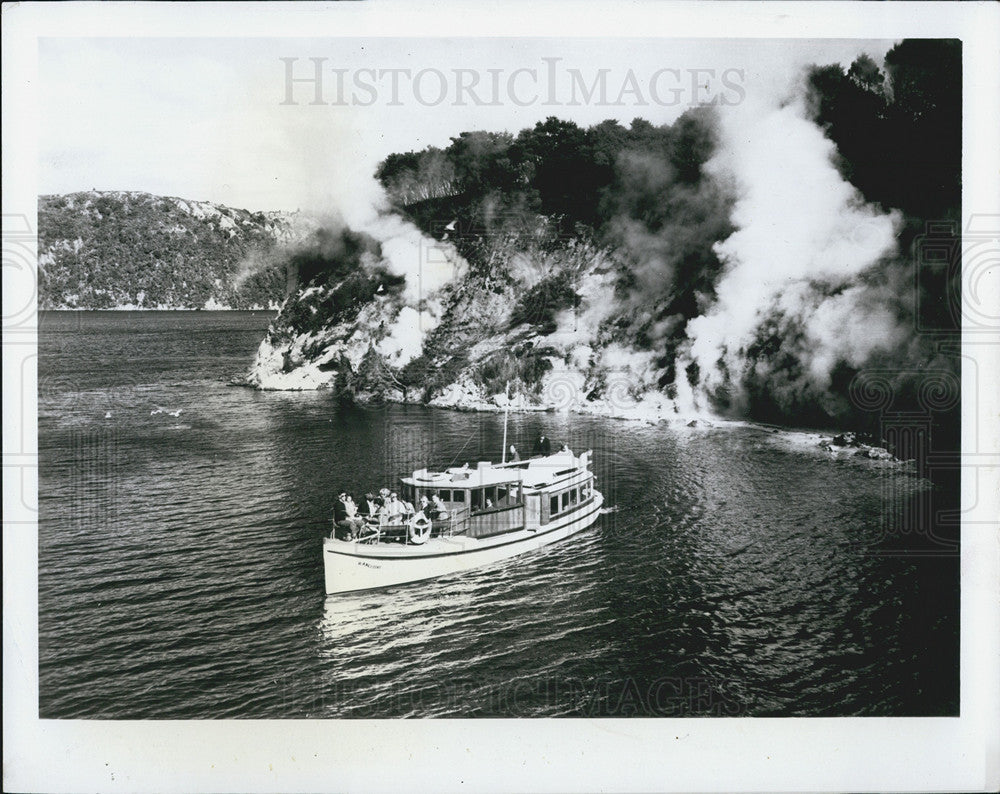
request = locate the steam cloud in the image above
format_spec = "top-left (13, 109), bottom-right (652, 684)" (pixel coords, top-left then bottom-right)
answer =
top-left (672, 85), bottom-right (905, 416)
top-left (257, 177), bottom-right (467, 370)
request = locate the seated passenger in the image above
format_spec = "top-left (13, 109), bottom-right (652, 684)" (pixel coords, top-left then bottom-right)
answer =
top-left (431, 493), bottom-right (449, 520)
top-left (333, 492), bottom-right (363, 539)
top-left (359, 492), bottom-right (379, 519)
top-left (418, 495), bottom-right (431, 517)
top-left (385, 492), bottom-right (405, 522)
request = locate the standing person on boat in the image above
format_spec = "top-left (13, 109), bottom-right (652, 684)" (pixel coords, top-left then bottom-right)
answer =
top-left (533, 434), bottom-right (551, 456)
top-left (509, 444), bottom-right (520, 462)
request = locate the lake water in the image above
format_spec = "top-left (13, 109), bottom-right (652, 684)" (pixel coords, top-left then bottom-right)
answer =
top-left (37, 311), bottom-right (959, 718)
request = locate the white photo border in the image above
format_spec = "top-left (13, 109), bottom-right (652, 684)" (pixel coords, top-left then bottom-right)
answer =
top-left (4, 2), bottom-right (998, 792)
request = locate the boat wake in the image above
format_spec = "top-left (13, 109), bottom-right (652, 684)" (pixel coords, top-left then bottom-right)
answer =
top-left (599, 506), bottom-right (618, 514)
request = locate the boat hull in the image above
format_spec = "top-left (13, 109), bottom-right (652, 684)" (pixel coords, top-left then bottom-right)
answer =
top-left (323, 491), bottom-right (603, 594)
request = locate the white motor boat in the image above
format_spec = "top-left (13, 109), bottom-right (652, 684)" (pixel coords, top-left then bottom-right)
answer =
top-left (323, 449), bottom-right (603, 594)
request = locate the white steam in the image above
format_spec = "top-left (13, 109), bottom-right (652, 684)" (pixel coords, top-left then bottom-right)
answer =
top-left (362, 210), bottom-right (467, 367)
top-left (677, 90), bottom-right (903, 413)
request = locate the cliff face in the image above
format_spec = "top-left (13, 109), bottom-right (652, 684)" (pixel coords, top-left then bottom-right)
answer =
top-left (38, 191), bottom-right (314, 309)
top-left (245, 209), bottom-right (676, 421)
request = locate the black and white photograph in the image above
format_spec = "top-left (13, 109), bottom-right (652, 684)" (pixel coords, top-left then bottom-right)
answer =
top-left (4, 2), bottom-right (998, 792)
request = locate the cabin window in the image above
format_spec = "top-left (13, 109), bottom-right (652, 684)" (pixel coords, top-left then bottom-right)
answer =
top-left (550, 495), bottom-right (559, 515)
top-left (471, 489), bottom-right (482, 509)
top-left (484, 486), bottom-right (497, 506)
top-left (496, 485), bottom-right (508, 506)
top-left (569, 488), bottom-right (578, 505)
top-left (453, 490), bottom-right (465, 503)
top-left (581, 482), bottom-right (590, 500)
top-left (561, 491), bottom-right (570, 510)
top-left (438, 489), bottom-right (451, 502)
top-left (509, 484), bottom-right (519, 502)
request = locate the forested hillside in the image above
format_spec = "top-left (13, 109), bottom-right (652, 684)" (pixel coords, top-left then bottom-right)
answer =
top-left (38, 191), bottom-right (310, 309)
top-left (249, 39), bottom-right (960, 438)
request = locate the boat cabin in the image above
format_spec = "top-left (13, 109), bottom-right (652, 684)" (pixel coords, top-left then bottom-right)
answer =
top-left (397, 450), bottom-right (595, 540)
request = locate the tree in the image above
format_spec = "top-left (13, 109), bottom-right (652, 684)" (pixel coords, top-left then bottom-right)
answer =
top-left (847, 53), bottom-right (886, 95)
top-left (446, 130), bottom-right (516, 196)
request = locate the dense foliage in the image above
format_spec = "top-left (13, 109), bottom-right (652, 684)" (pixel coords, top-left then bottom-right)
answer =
top-left (467, 342), bottom-right (554, 399)
top-left (38, 191), bottom-right (296, 309)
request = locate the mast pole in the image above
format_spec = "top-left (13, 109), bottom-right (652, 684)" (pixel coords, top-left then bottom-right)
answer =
top-left (501, 381), bottom-right (510, 463)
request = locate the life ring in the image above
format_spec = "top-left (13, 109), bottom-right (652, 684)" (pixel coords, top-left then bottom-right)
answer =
top-left (408, 512), bottom-right (432, 545)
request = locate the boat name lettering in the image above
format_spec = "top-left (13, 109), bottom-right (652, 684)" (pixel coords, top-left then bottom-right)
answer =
top-left (357, 561), bottom-right (382, 569)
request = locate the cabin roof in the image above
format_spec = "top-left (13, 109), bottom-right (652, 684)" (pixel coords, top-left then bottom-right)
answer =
top-left (401, 450), bottom-right (586, 489)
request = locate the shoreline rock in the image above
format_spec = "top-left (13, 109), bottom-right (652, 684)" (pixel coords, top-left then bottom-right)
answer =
top-left (817, 432), bottom-right (898, 463)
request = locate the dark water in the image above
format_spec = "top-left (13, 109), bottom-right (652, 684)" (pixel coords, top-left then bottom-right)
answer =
top-left (38, 311), bottom-right (959, 718)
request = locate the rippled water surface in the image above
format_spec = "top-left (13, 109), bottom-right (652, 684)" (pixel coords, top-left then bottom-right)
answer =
top-left (38, 311), bottom-right (958, 718)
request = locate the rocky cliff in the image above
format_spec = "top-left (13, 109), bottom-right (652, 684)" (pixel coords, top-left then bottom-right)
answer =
top-left (243, 208), bottom-right (678, 422)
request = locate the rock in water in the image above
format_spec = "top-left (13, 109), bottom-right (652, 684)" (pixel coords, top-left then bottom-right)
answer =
top-left (856, 446), bottom-right (894, 460)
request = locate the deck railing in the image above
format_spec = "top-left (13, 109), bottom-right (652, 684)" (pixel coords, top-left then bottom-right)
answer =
top-left (354, 506), bottom-right (472, 545)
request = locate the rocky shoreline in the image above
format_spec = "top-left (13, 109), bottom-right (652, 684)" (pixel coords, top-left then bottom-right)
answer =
top-left (816, 431), bottom-right (898, 461)
top-left (232, 364), bottom-right (903, 467)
